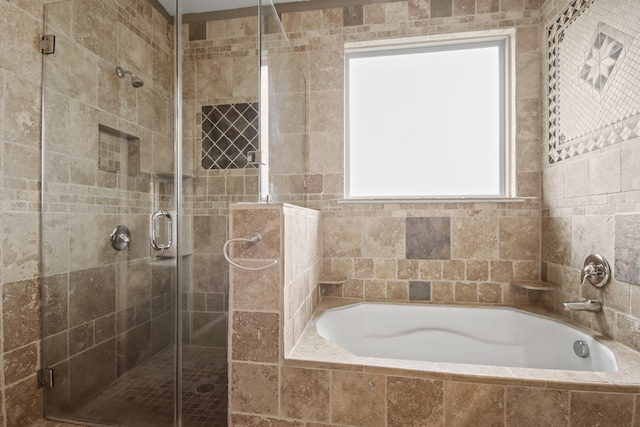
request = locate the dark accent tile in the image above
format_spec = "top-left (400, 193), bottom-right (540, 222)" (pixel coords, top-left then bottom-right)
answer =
top-left (615, 214), bottom-right (640, 285)
top-left (431, 0), bottom-right (453, 17)
top-left (189, 22), bottom-right (207, 41)
top-left (409, 281), bottom-right (431, 301)
top-left (201, 103), bottom-right (259, 170)
top-left (343, 5), bottom-right (363, 26)
top-left (406, 217), bottom-right (451, 260)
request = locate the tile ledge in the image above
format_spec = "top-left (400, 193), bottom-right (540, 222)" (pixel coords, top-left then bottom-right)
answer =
top-left (333, 197), bottom-right (537, 204)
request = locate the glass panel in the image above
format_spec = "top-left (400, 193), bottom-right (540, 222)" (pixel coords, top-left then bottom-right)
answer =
top-left (260, 0), bottom-right (309, 204)
top-left (41, 0), bottom-right (177, 425)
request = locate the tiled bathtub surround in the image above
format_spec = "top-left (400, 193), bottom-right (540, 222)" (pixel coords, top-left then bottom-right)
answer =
top-left (541, 0), bottom-right (640, 355)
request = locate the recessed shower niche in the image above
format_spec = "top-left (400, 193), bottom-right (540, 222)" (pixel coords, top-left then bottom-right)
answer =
top-left (98, 124), bottom-right (141, 181)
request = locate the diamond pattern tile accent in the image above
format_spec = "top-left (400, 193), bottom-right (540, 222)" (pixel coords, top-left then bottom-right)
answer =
top-left (201, 103), bottom-right (259, 170)
top-left (547, 0), bottom-right (640, 164)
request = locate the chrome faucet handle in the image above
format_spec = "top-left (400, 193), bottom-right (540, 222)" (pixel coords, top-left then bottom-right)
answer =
top-left (580, 254), bottom-right (610, 288)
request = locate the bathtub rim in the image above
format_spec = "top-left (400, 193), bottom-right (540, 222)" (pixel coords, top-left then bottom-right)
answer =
top-left (286, 297), bottom-right (640, 393)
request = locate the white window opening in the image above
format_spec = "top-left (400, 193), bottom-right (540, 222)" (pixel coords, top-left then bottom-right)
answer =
top-left (345, 31), bottom-right (514, 200)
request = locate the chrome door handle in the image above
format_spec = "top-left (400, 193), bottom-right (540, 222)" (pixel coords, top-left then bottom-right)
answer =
top-left (151, 210), bottom-right (172, 251)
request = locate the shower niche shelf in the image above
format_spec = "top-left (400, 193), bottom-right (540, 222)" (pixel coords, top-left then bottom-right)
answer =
top-left (509, 280), bottom-right (556, 291)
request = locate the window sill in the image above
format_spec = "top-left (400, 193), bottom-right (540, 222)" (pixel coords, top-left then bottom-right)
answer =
top-left (333, 197), bottom-right (537, 204)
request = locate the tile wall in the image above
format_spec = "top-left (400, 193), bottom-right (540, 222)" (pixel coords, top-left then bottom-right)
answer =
top-left (280, 0), bottom-right (543, 304)
top-left (540, 0), bottom-right (640, 351)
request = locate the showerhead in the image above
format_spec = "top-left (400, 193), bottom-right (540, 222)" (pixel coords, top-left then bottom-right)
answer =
top-left (116, 66), bottom-right (144, 88)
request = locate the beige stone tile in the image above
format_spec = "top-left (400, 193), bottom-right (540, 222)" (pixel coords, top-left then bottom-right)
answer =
top-left (310, 50), bottom-right (343, 92)
top-left (230, 414), bottom-right (304, 427)
top-left (454, 282), bottom-right (478, 302)
top-left (2, 212), bottom-right (40, 282)
top-left (542, 166), bottom-right (564, 201)
top-left (570, 215), bottom-right (614, 270)
top-left (271, 133), bottom-right (307, 175)
top-left (374, 259), bottom-right (396, 279)
top-left (116, 260), bottom-right (152, 310)
top-left (72, 0), bottom-right (118, 64)
top-left (69, 340), bottom-right (116, 405)
top-left (420, 260), bottom-right (443, 280)
top-left (0, 5), bottom-right (42, 84)
top-left (323, 216), bottom-right (362, 257)
top-left (4, 343), bottom-right (38, 386)
top-left (490, 260), bottom-right (513, 281)
top-left (343, 279), bottom-right (364, 298)
top-left (387, 281), bottom-right (408, 300)
top-left (479, 282), bottom-right (502, 303)
top-left (466, 260), bottom-right (489, 281)
top-left (232, 262), bottom-right (280, 312)
top-left (541, 216), bottom-right (571, 265)
top-left (230, 362), bottom-right (279, 415)
top-left (562, 158), bottom-right (589, 198)
top-left (232, 311), bottom-right (279, 363)
top-left (451, 217), bottom-right (498, 259)
top-left (398, 260), bottom-right (419, 280)
top-left (308, 132), bottom-right (343, 174)
top-left (387, 376), bottom-right (443, 426)
top-left (362, 217), bottom-right (405, 258)
top-left (231, 207), bottom-right (281, 260)
top-left (330, 371), bottom-right (385, 427)
top-left (432, 281), bottom-right (454, 302)
top-left (272, 92), bottom-right (307, 135)
top-left (506, 386), bottom-right (568, 426)
top-left (515, 52), bottom-right (540, 99)
top-left (4, 73), bottom-right (41, 147)
top-left (408, 0), bottom-right (431, 19)
top-left (384, 1), bottom-right (408, 22)
top-left (444, 382), bottom-right (504, 426)
top-left (588, 148), bottom-right (621, 195)
top-left (309, 90), bottom-right (343, 133)
top-left (68, 266), bottom-right (116, 327)
top-left (363, 3), bottom-right (385, 23)
top-left (280, 367), bottom-right (330, 421)
top-left (5, 377), bottom-right (42, 427)
top-left (499, 216), bottom-right (540, 260)
top-left (195, 57), bottom-right (233, 99)
top-left (570, 391), bottom-right (633, 426)
top-left (233, 55), bottom-right (259, 98)
top-left (622, 144), bottom-right (640, 191)
top-left (454, 0), bottom-right (476, 15)
top-left (364, 279), bottom-right (386, 300)
top-left (45, 32), bottom-right (98, 107)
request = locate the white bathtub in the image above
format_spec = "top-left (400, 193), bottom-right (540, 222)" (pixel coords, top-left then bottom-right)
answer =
top-left (315, 303), bottom-right (617, 372)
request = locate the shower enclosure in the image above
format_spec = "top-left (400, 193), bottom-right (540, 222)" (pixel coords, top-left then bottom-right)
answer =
top-left (40, 0), bottom-right (306, 425)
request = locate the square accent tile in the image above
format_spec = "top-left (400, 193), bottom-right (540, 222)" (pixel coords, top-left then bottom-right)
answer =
top-left (201, 103), bottom-right (259, 170)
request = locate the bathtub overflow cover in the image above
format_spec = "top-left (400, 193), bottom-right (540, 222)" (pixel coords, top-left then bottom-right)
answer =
top-left (573, 340), bottom-right (590, 358)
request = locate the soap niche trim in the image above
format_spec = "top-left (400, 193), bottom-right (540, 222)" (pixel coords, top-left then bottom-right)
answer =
top-left (98, 124), bottom-right (140, 177)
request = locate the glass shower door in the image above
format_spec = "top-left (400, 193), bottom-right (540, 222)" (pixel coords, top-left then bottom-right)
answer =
top-left (40, 0), bottom-right (178, 425)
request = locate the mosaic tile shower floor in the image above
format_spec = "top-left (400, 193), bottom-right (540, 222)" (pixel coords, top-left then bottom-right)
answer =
top-left (73, 347), bottom-right (228, 427)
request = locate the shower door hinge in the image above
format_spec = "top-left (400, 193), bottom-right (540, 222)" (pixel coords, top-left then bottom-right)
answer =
top-left (39, 35), bottom-right (56, 55)
top-left (247, 150), bottom-right (266, 165)
top-left (37, 368), bottom-right (54, 389)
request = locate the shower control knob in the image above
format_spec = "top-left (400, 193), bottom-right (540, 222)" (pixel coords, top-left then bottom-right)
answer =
top-left (110, 225), bottom-right (131, 251)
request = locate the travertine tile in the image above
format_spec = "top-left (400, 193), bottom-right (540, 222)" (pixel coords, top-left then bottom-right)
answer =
top-left (506, 386), bottom-right (569, 426)
top-left (2, 279), bottom-right (41, 352)
top-left (387, 376), bottom-right (443, 426)
top-left (451, 217), bottom-right (498, 260)
top-left (362, 217), bottom-right (405, 258)
top-left (499, 217), bottom-right (540, 260)
top-left (570, 391), bottom-right (633, 426)
top-left (231, 311), bottom-right (279, 363)
top-left (331, 371), bottom-right (385, 427)
top-left (280, 367), bottom-right (330, 421)
top-left (5, 377), bottom-right (42, 427)
top-left (230, 362), bottom-right (279, 415)
top-left (444, 382), bottom-right (504, 426)
top-left (4, 344), bottom-right (38, 386)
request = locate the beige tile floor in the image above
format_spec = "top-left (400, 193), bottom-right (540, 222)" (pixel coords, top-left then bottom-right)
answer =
top-left (72, 347), bottom-right (227, 427)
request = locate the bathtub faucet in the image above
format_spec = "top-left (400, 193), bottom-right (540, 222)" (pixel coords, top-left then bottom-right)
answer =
top-left (562, 299), bottom-right (602, 313)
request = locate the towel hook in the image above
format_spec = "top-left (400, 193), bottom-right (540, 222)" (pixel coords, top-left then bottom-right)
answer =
top-left (223, 232), bottom-right (278, 271)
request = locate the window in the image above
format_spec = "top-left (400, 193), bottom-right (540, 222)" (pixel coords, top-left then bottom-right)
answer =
top-left (345, 30), bottom-right (514, 199)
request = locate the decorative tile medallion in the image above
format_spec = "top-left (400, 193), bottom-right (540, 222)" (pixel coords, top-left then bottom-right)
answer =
top-left (201, 103), bottom-right (259, 170)
top-left (547, 0), bottom-right (640, 163)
